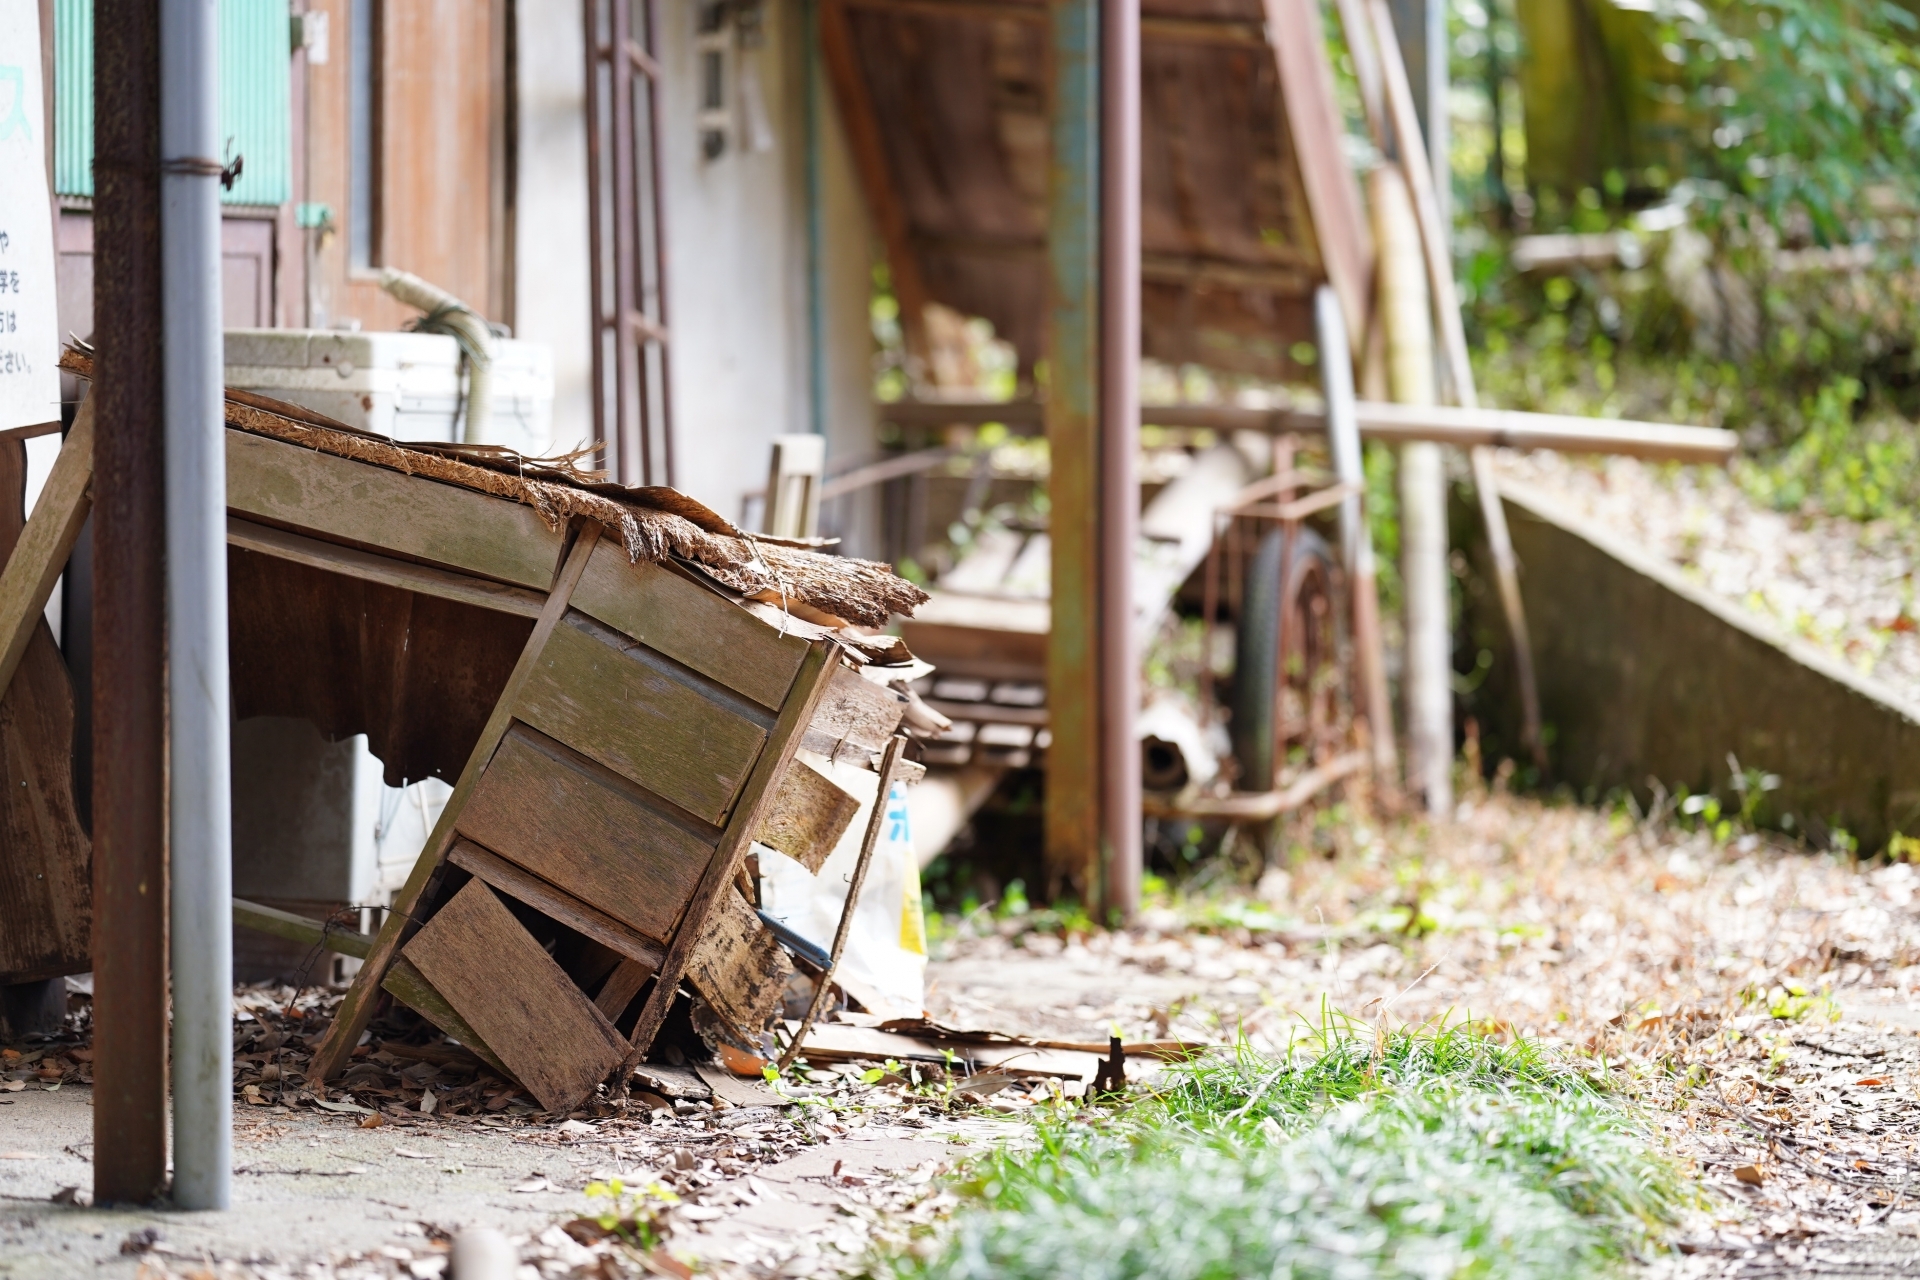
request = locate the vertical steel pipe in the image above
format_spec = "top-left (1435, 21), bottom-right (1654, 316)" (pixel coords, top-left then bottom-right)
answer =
top-left (91, 0), bottom-right (169, 1207)
top-left (161, 0), bottom-right (232, 1209)
top-left (1097, 0), bottom-right (1139, 922)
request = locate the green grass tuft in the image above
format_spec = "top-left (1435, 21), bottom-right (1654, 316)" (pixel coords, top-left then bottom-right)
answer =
top-left (885, 1014), bottom-right (1691, 1280)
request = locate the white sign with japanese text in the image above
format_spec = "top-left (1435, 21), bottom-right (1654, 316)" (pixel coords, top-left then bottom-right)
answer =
top-left (0, 0), bottom-right (60, 430)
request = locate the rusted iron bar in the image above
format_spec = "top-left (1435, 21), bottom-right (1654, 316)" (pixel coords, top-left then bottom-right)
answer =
top-left (1098, 0), bottom-right (1141, 921)
top-left (92, 0), bottom-right (169, 1207)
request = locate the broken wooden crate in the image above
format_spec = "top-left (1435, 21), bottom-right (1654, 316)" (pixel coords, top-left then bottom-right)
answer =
top-left (30, 353), bottom-right (927, 1113)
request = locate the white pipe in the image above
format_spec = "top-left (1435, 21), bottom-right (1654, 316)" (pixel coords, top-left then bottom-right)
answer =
top-left (161, 0), bottom-right (232, 1209)
top-left (377, 269), bottom-right (495, 445)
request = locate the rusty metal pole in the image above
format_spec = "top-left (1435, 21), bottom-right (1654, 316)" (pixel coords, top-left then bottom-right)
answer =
top-left (1043, 0), bottom-right (1102, 907)
top-left (1097, 0), bottom-right (1140, 922)
top-left (92, 0), bottom-right (170, 1206)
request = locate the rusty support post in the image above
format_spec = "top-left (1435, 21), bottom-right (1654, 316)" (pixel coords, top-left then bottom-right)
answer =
top-left (1099, 0), bottom-right (1140, 922)
top-left (1044, 0), bottom-right (1101, 907)
top-left (92, 0), bottom-right (170, 1206)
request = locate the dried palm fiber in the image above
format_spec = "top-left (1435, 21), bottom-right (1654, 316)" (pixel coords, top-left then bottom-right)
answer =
top-left (60, 350), bottom-right (928, 627)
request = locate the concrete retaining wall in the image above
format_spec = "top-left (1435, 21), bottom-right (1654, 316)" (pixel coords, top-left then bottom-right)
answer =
top-left (1462, 478), bottom-right (1920, 849)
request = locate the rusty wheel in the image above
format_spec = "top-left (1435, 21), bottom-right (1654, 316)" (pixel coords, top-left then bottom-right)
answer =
top-left (1229, 526), bottom-right (1347, 790)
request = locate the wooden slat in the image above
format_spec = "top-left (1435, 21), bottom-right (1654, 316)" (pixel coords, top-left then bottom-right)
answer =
top-left (571, 541), bottom-right (808, 710)
top-left (0, 400), bottom-right (92, 704)
top-left (754, 755), bottom-right (859, 873)
top-left (310, 525), bottom-right (605, 1083)
top-left (456, 725), bottom-right (714, 943)
top-left (232, 899), bottom-right (374, 960)
top-left (687, 887), bottom-right (793, 1038)
top-left (401, 880), bottom-right (627, 1115)
top-left (513, 613), bottom-right (771, 825)
top-left (380, 955), bottom-right (517, 1083)
top-left (625, 641), bottom-right (844, 1059)
top-left (227, 516), bottom-right (546, 618)
top-left (225, 429), bottom-right (564, 591)
top-left (447, 839), bottom-right (665, 973)
top-left (594, 959), bottom-right (652, 1022)
top-left (800, 664), bottom-right (909, 764)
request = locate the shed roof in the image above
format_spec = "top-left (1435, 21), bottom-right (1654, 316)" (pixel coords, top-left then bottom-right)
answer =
top-left (823, 0), bottom-right (1373, 380)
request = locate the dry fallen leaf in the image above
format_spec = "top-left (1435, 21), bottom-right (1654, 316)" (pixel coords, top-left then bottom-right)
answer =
top-left (1734, 1164), bottom-right (1767, 1186)
top-left (358, 1113), bottom-right (384, 1130)
top-left (1857, 1078), bottom-right (1889, 1087)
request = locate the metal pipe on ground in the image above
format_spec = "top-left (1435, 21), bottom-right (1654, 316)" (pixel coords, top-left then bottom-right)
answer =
top-left (162, 0), bottom-right (233, 1209)
top-left (92, 0), bottom-right (169, 1207)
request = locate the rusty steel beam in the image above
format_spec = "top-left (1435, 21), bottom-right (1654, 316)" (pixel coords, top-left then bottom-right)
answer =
top-left (92, 0), bottom-right (169, 1207)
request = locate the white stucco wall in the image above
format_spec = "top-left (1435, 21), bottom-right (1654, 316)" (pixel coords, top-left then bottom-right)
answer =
top-left (512, 0), bottom-right (594, 456)
top-left (513, 0), bottom-right (876, 547)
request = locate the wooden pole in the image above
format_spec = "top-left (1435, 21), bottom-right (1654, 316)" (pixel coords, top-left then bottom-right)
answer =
top-left (92, 0), bottom-right (170, 1205)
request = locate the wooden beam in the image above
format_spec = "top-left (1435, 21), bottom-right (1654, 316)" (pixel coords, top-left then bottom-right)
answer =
top-left (309, 523), bottom-right (605, 1082)
top-left (231, 898), bottom-right (374, 960)
top-left (817, 0), bottom-right (933, 353)
top-left (0, 400), bottom-right (93, 704)
top-left (225, 516), bottom-right (547, 618)
top-left (446, 839), bottom-right (666, 973)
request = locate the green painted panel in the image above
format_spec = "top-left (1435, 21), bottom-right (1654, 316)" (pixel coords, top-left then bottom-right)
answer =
top-left (53, 0), bottom-right (291, 207)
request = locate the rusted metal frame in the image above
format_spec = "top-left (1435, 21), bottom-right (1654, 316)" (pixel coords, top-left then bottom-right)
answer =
top-left (92, 0), bottom-right (168, 1206)
top-left (1234, 481), bottom-right (1360, 524)
top-left (1042, 0), bottom-right (1103, 907)
top-left (624, 639), bottom-right (845, 1062)
top-left (834, 0), bottom-right (1267, 46)
top-left (639, 0), bottom-right (674, 488)
top-left (776, 733), bottom-right (908, 1073)
top-left (309, 524), bottom-right (606, 1082)
top-left (817, 0), bottom-right (932, 356)
top-left (1364, 0), bottom-right (1544, 769)
top-left (1098, 0), bottom-right (1141, 921)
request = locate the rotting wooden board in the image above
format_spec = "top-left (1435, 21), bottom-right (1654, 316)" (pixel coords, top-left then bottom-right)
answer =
top-left (0, 434), bottom-right (92, 985)
top-left (687, 886), bottom-right (794, 1038)
top-left (456, 724), bottom-right (714, 942)
top-left (800, 664), bottom-right (909, 764)
top-left (227, 516), bottom-right (546, 619)
top-left (380, 955), bottom-right (518, 1083)
top-left (401, 880), bottom-right (627, 1114)
top-left (753, 755), bottom-right (860, 873)
top-left (570, 540), bottom-right (809, 711)
top-left (594, 958), bottom-right (651, 1021)
top-left (226, 429), bottom-right (564, 592)
top-left (0, 401), bottom-right (93, 706)
top-left (512, 612), bottom-right (771, 825)
top-left (446, 839), bottom-right (666, 973)
top-left (789, 1022), bottom-right (1102, 1081)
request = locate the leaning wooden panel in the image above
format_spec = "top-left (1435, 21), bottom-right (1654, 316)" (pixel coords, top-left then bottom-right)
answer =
top-left (512, 612), bottom-right (771, 825)
top-left (401, 879), bottom-right (627, 1115)
top-left (687, 886), bottom-right (794, 1037)
top-left (447, 837), bottom-right (668, 971)
top-left (455, 724), bottom-right (714, 943)
top-left (570, 541), bottom-right (809, 710)
top-left (381, 955), bottom-right (517, 1082)
top-left (754, 755), bottom-right (859, 873)
top-left (226, 429), bottom-right (564, 591)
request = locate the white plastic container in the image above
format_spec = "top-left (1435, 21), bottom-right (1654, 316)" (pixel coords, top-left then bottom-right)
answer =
top-left (224, 328), bottom-right (556, 457)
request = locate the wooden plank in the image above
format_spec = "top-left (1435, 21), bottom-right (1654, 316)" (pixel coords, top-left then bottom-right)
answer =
top-left (512, 613), bottom-right (771, 825)
top-left (818, 0), bottom-right (931, 354)
top-left (1264, 0), bottom-right (1375, 352)
top-left (447, 839), bottom-right (665, 973)
top-left (626, 641), bottom-right (843, 1060)
top-left (0, 399), bottom-right (92, 703)
top-left (225, 429), bottom-right (564, 592)
top-left (687, 886), bottom-right (793, 1039)
top-left (401, 879), bottom-right (627, 1115)
top-left (754, 755), bottom-right (859, 873)
top-left (570, 539), bottom-right (808, 710)
top-left (231, 899), bottom-right (374, 960)
top-left (594, 959), bottom-right (652, 1022)
top-left (227, 516), bottom-right (547, 618)
top-left (455, 725), bottom-right (715, 942)
top-left (800, 664), bottom-right (908, 763)
top-left (310, 525), bottom-right (605, 1083)
top-left (381, 954), bottom-right (517, 1083)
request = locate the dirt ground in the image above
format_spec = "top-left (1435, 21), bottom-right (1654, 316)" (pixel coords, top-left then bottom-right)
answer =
top-left (11, 781), bottom-right (1920, 1277)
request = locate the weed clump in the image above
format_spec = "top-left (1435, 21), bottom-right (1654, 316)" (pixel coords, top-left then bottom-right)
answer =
top-left (889, 1017), bottom-right (1690, 1280)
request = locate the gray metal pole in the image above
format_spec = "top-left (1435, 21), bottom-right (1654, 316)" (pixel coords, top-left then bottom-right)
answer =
top-left (161, 0), bottom-right (232, 1210)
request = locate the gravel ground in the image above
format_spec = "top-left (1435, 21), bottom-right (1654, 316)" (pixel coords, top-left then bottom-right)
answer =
top-left (1493, 450), bottom-right (1920, 703)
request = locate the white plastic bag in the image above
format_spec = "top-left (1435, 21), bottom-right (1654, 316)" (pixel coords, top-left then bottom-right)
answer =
top-left (758, 757), bottom-right (927, 1019)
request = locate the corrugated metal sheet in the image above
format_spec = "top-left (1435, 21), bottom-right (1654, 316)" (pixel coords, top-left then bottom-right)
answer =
top-left (53, 0), bottom-right (91, 198)
top-left (53, 0), bottom-right (291, 207)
